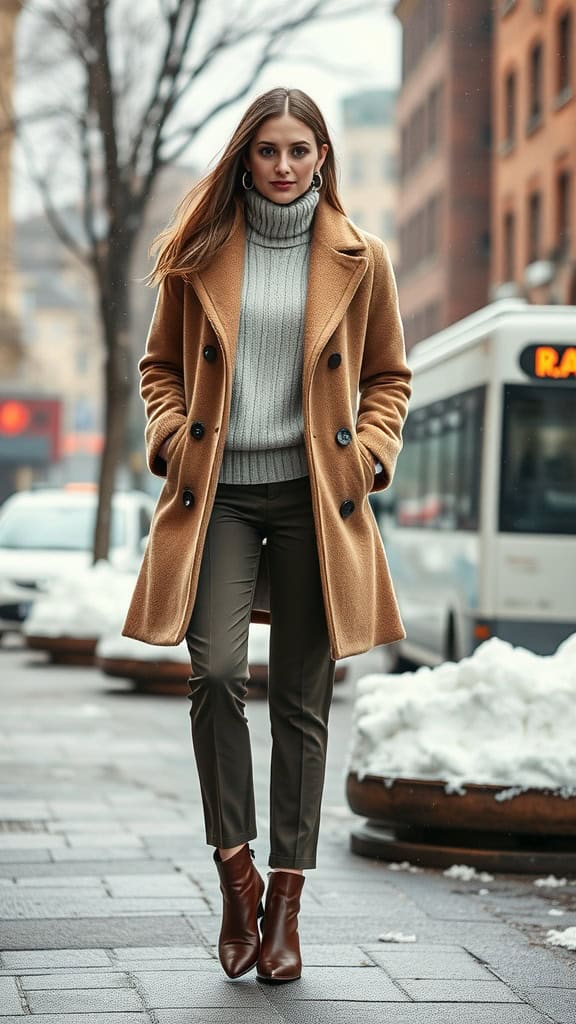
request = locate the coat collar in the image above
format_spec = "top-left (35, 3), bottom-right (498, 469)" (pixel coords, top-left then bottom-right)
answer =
top-left (192, 194), bottom-right (369, 382)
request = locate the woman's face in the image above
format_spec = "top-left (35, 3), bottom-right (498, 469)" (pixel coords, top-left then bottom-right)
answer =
top-left (244, 113), bottom-right (328, 204)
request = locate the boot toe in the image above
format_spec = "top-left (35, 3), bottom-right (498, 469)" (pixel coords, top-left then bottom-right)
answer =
top-left (220, 941), bottom-right (259, 979)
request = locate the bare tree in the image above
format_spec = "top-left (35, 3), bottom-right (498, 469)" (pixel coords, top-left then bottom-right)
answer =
top-left (8, 0), bottom-right (379, 561)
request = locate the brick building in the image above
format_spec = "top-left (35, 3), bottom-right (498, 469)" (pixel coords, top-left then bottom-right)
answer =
top-left (339, 89), bottom-right (398, 263)
top-left (393, 0), bottom-right (493, 350)
top-left (491, 0), bottom-right (576, 305)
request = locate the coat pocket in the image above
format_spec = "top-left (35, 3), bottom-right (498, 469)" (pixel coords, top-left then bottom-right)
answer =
top-left (356, 436), bottom-right (375, 495)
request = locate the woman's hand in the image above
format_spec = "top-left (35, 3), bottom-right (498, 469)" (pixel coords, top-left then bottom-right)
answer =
top-left (159, 433), bottom-right (176, 462)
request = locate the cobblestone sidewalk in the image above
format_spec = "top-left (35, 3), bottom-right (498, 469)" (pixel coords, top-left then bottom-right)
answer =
top-left (0, 642), bottom-right (574, 1023)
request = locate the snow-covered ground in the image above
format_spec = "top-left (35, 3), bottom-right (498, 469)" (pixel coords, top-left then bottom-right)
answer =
top-left (347, 635), bottom-right (576, 790)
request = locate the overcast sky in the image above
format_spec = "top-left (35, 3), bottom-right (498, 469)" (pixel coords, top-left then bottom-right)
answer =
top-left (11, 3), bottom-right (401, 219)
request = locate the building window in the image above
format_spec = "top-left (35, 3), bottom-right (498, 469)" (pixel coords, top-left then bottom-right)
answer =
top-left (381, 151), bottom-right (397, 181)
top-left (349, 151), bottom-right (364, 184)
top-left (427, 84), bottom-right (443, 150)
top-left (381, 209), bottom-right (395, 239)
top-left (527, 191), bottom-right (542, 264)
top-left (528, 41), bottom-right (544, 129)
top-left (503, 70), bottom-right (516, 147)
top-left (556, 170), bottom-right (571, 257)
top-left (557, 10), bottom-right (573, 99)
top-left (503, 210), bottom-right (516, 280)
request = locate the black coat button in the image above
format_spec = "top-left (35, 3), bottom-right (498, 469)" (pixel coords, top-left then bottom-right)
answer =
top-left (328, 352), bottom-right (341, 369)
top-left (182, 489), bottom-right (195, 509)
top-left (203, 345), bottom-right (217, 362)
top-left (190, 421), bottom-right (205, 440)
top-left (340, 499), bottom-right (355, 518)
top-left (335, 427), bottom-right (352, 446)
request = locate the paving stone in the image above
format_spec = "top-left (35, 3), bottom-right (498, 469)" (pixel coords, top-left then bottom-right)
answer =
top-left (367, 950), bottom-right (496, 980)
top-left (258, 966), bottom-right (408, 1002)
top-left (112, 946), bottom-right (212, 961)
top-left (296, 944), bottom-right (376, 967)
top-left (15, 876), bottom-right (104, 888)
top-left (0, 860), bottom-right (175, 878)
top-left (0, 1018), bottom-right (150, 1024)
top-left (0, 850), bottom-right (50, 863)
top-left (0, 915), bottom-right (197, 949)
top-left (154, 1011), bottom-right (285, 1024)
top-left (523, 987), bottom-right (576, 1023)
top-left (0, 977), bottom-right (23, 1015)
top-left (134, 970), bottom-right (272, 1008)
top-left (272, 1002), bottom-right (551, 1024)
top-left (399, 979), bottom-right (522, 1002)
top-left (50, 846), bottom-right (151, 861)
top-left (20, 971), bottom-right (131, 989)
top-left (104, 875), bottom-right (202, 898)
top-left (27, 987), bottom-right (144, 1013)
top-left (0, 893), bottom-right (208, 917)
top-left (1, 949), bottom-right (111, 969)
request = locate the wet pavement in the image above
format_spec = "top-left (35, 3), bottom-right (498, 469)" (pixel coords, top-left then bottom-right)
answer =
top-left (0, 638), bottom-right (575, 1023)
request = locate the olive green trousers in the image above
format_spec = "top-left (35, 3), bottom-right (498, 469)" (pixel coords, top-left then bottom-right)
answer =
top-left (184, 473), bottom-right (336, 869)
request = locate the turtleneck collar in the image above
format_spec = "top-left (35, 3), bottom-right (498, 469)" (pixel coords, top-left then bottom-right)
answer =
top-left (244, 186), bottom-right (320, 248)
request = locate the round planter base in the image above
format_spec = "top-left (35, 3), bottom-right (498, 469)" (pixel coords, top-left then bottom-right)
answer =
top-left (26, 635), bottom-right (96, 666)
top-left (97, 658), bottom-right (346, 697)
top-left (350, 820), bottom-right (576, 874)
top-left (96, 656), bottom-right (269, 698)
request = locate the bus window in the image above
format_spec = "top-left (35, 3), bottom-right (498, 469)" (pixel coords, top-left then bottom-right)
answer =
top-left (439, 406), bottom-right (461, 529)
top-left (396, 420), bottom-right (422, 527)
top-left (500, 384), bottom-right (576, 534)
top-left (457, 388), bottom-right (484, 531)
top-left (421, 411), bottom-right (443, 527)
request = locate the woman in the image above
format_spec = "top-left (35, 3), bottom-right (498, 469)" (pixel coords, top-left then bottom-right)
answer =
top-left (122, 87), bottom-right (411, 984)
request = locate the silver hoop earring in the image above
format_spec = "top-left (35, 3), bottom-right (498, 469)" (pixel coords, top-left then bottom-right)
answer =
top-left (311, 170), bottom-right (323, 191)
top-left (242, 170), bottom-right (254, 191)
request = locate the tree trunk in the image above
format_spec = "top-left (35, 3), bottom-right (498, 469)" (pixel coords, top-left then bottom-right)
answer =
top-left (93, 246), bottom-right (133, 564)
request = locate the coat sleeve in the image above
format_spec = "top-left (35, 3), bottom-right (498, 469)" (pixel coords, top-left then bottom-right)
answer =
top-left (138, 274), bottom-right (188, 478)
top-left (356, 237), bottom-right (412, 494)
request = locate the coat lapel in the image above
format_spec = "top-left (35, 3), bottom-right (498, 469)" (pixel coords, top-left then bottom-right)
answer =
top-left (302, 198), bottom-right (368, 392)
top-left (192, 201), bottom-right (246, 373)
top-left (191, 194), bottom-right (369, 386)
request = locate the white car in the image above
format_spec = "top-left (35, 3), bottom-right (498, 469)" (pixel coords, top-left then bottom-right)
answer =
top-left (0, 487), bottom-right (155, 635)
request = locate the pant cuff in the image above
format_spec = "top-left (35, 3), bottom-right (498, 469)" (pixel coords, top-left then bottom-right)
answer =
top-left (269, 854), bottom-right (317, 869)
top-left (207, 830), bottom-right (257, 848)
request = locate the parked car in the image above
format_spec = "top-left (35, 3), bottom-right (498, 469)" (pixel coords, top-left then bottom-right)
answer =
top-left (0, 486), bottom-right (155, 636)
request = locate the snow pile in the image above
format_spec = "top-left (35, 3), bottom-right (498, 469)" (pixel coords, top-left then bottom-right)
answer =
top-left (98, 623), bottom-right (271, 665)
top-left (347, 635), bottom-right (576, 790)
top-left (378, 931), bottom-right (417, 943)
top-left (534, 876), bottom-right (567, 889)
top-left (546, 927), bottom-right (576, 950)
top-left (23, 561), bottom-right (137, 639)
top-left (443, 865), bottom-right (494, 882)
top-left (387, 861), bottom-right (421, 874)
top-left (21, 559), bottom-right (272, 666)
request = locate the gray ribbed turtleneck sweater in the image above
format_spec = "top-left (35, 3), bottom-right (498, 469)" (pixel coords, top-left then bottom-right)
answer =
top-left (218, 185), bottom-right (320, 484)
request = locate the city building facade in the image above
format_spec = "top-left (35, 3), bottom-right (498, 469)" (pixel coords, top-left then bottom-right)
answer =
top-left (394, 0), bottom-right (493, 350)
top-left (491, 0), bottom-right (576, 305)
top-left (339, 89), bottom-right (399, 263)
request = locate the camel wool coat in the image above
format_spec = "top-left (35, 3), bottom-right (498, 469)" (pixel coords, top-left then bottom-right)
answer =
top-left (122, 194), bottom-right (412, 661)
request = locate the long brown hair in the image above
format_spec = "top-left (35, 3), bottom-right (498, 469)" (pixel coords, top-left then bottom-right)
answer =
top-left (147, 87), bottom-right (345, 285)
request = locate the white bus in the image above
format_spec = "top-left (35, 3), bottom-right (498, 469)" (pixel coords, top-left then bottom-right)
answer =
top-left (375, 298), bottom-right (576, 667)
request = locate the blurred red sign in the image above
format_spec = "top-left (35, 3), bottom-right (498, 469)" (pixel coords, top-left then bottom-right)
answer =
top-left (0, 401), bottom-right (31, 434)
top-left (0, 397), bottom-right (62, 463)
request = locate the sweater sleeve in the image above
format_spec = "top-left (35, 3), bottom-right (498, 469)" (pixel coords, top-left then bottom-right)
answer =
top-left (356, 237), bottom-right (412, 494)
top-left (138, 275), bottom-right (188, 478)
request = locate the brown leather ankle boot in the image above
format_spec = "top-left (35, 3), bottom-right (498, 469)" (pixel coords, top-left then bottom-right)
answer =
top-left (256, 870), bottom-right (305, 983)
top-left (213, 844), bottom-right (265, 979)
